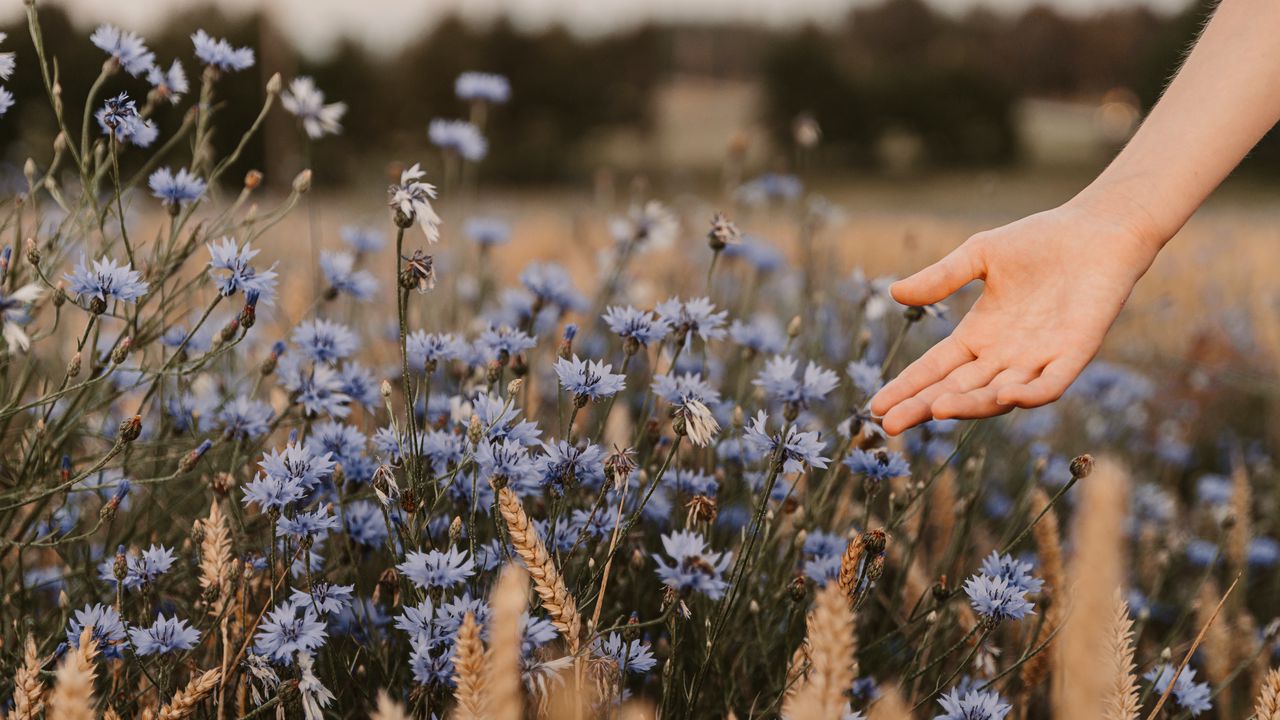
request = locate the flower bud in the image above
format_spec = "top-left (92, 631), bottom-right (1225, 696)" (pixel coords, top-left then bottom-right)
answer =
top-left (117, 415), bottom-right (142, 443)
top-left (25, 237), bottom-right (40, 266)
top-left (380, 379), bottom-right (393, 400)
top-left (110, 337), bottom-right (131, 365)
top-left (292, 169), bottom-right (312, 194)
top-left (23, 158), bottom-right (36, 185)
top-left (507, 379), bottom-right (524, 396)
top-left (1070, 454), bottom-right (1095, 479)
top-left (266, 72), bottom-right (283, 95)
top-left (244, 169), bottom-right (263, 190)
top-left (66, 352), bottom-right (81, 378)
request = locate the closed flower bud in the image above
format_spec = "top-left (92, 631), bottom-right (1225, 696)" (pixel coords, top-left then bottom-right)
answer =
top-left (23, 158), bottom-right (36, 185)
top-left (113, 546), bottom-right (128, 581)
top-left (180, 439), bottom-right (214, 473)
top-left (88, 296), bottom-right (107, 315)
top-left (486, 361), bottom-right (502, 385)
top-left (467, 414), bottom-right (484, 445)
top-left (220, 318), bottom-right (239, 343)
top-left (380, 379), bottom-right (393, 400)
top-left (511, 353), bottom-right (528, 377)
top-left (25, 237), bottom-right (40, 266)
top-left (449, 516), bottom-right (463, 545)
top-left (211, 471), bottom-right (236, 496)
top-left (787, 315), bottom-right (802, 338)
top-left (788, 575), bottom-right (808, 602)
top-left (244, 169), bottom-right (263, 190)
top-left (1070, 454), bottom-right (1095, 479)
top-left (117, 415), bottom-right (142, 443)
top-left (507, 379), bottom-right (524, 396)
top-left (66, 352), bottom-right (82, 378)
top-left (266, 72), bottom-right (283, 95)
top-left (292, 169), bottom-right (312, 194)
top-left (54, 283), bottom-right (67, 307)
top-left (110, 337), bottom-right (131, 365)
top-left (54, 131), bottom-right (68, 152)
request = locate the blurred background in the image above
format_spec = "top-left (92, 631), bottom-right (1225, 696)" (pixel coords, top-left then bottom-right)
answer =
top-left (0, 0), bottom-right (1266, 188)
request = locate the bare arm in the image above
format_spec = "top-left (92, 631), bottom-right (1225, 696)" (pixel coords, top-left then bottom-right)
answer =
top-left (870, 0), bottom-right (1280, 435)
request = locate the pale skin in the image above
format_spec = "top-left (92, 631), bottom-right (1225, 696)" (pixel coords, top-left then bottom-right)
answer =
top-left (870, 0), bottom-right (1280, 436)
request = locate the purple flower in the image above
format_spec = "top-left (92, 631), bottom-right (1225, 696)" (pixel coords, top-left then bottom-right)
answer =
top-left (742, 411), bottom-right (829, 474)
top-left (91, 24), bottom-right (155, 76)
top-left (653, 530), bottom-right (732, 599)
top-left (66, 603), bottom-right (127, 659)
top-left (554, 355), bottom-right (626, 400)
top-left (963, 574), bottom-right (1035, 622)
top-left (456, 72), bottom-right (511, 103)
top-left (191, 29), bottom-right (254, 72)
top-left (656, 297), bottom-right (728, 343)
top-left (130, 614), bottom-right (200, 655)
top-left (320, 252), bottom-right (378, 301)
top-left (65, 256), bottom-right (149, 305)
top-left (292, 319), bottom-right (359, 364)
top-left (753, 355), bottom-right (839, 408)
top-left (254, 601), bottom-right (328, 663)
top-left (149, 167), bottom-right (206, 208)
top-left (207, 237), bottom-right (278, 302)
top-left (935, 688), bottom-right (1012, 720)
top-left (429, 119), bottom-right (487, 161)
top-left (398, 548), bottom-right (476, 590)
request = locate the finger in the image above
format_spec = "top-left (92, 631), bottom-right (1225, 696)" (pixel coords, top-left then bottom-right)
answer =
top-left (889, 238), bottom-right (985, 307)
top-left (931, 367), bottom-right (1037, 420)
top-left (880, 359), bottom-right (998, 435)
top-left (869, 337), bottom-right (973, 417)
top-left (995, 355), bottom-right (1090, 408)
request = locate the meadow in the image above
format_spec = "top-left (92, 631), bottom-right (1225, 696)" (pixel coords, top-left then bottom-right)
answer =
top-left (1, 3), bottom-right (1279, 719)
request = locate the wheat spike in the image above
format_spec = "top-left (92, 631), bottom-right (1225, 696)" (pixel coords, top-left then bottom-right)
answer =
top-left (1019, 487), bottom-right (1065, 697)
top-left (1227, 455), bottom-right (1252, 575)
top-left (198, 501), bottom-right (233, 615)
top-left (781, 642), bottom-right (811, 711)
top-left (836, 533), bottom-right (866, 604)
top-left (867, 684), bottom-right (913, 720)
top-left (12, 634), bottom-right (47, 720)
top-left (486, 564), bottom-right (529, 720)
top-left (1254, 669), bottom-right (1280, 720)
top-left (1101, 592), bottom-right (1140, 720)
top-left (103, 708), bottom-right (122, 720)
top-left (451, 611), bottom-right (489, 719)
top-left (783, 583), bottom-right (857, 720)
top-left (47, 628), bottom-right (98, 720)
top-left (925, 468), bottom-right (957, 561)
top-left (370, 690), bottom-right (412, 720)
top-left (1052, 458), bottom-right (1129, 718)
top-left (495, 485), bottom-right (581, 653)
top-left (157, 669), bottom-right (221, 720)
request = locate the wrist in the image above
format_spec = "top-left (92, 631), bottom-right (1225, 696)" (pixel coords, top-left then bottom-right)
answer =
top-left (1067, 178), bottom-right (1176, 257)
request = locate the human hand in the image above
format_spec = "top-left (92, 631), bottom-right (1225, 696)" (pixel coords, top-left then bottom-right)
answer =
top-left (869, 194), bottom-right (1163, 435)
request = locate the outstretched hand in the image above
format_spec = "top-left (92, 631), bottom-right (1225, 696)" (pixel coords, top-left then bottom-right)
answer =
top-left (869, 197), bottom-right (1162, 436)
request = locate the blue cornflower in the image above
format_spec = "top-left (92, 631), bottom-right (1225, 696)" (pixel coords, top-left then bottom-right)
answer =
top-left (464, 217), bottom-right (511, 247)
top-left (844, 448), bottom-right (910, 483)
top-left (723, 235), bottom-right (785, 273)
top-left (429, 119), bottom-right (487, 161)
top-left (344, 501), bottom-right (388, 548)
top-left (421, 429), bottom-right (467, 475)
top-left (476, 438), bottom-right (539, 492)
top-left (91, 24), bottom-right (155, 76)
top-left (97, 544), bottom-right (176, 589)
top-left (478, 325), bottom-right (537, 362)
top-left (653, 530), bottom-right (733, 599)
top-left (259, 442), bottom-right (336, 493)
top-left (395, 598), bottom-right (442, 646)
top-left (1249, 537), bottom-right (1280, 568)
top-left (471, 393), bottom-right (542, 446)
top-left (320, 251), bottom-right (378, 301)
top-left (754, 355), bottom-right (840, 408)
top-left (65, 256), bottom-right (149, 306)
top-left (1185, 538), bottom-right (1219, 568)
top-left (290, 582), bottom-right (354, 616)
top-left (520, 263), bottom-right (587, 313)
top-left (652, 372), bottom-right (722, 407)
top-left (592, 632), bottom-right (657, 676)
top-left (736, 173), bottom-right (803, 205)
top-left (656, 297), bottom-right (728, 342)
top-left (978, 551), bottom-right (1044, 595)
top-left (847, 360), bottom-right (884, 397)
top-left (341, 363), bottom-right (377, 409)
top-left (340, 225), bottom-right (386, 253)
top-left (1144, 664), bottom-right (1212, 716)
top-left (242, 474), bottom-right (305, 512)
top-left (388, 163), bottom-right (442, 243)
top-left (254, 601), bottom-right (328, 664)
top-left (216, 396), bottom-right (274, 440)
top-left (130, 614), bottom-right (200, 655)
top-left (398, 548), bottom-right (476, 591)
top-left (277, 508), bottom-right (340, 539)
top-left (803, 530), bottom-right (849, 558)
top-left (0, 87), bottom-right (13, 118)
top-left (95, 92), bottom-right (156, 146)
top-left (282, 76), bottom-right (346, 139)
top-left (149, 167), bottom-right (206, 208)
top-left (66, 603), bottom-right (128, 659)
top-left (207, 237), bottom-right (278, 301)
top-left (0, 36), bottom-right (13, 82)
top-left (456, 72), bottom-right (511, 103)
top-left (147, 60), bottom-right (188, 104)
top-left (964, 573), bottom-right (1035, 622)
top-left (603, 306), bottom-right (672, 348)
top-left (536, 441), bottom-right (606, 490)
top-left (804, 554), bottom-right (842, 586)
top-left (278, 357), bottom-right (353, 418)
top-left (1194, 474), bottom-right (1232, 506)
top-left (191, 29), bottom-right (254, 72)
top-left (934, 688), bottom-right (1012, 720)
top-left (0, 283), bottom-right (41, 352)
top-left (407, 330), bottom-right (461, 372)
top-left (292, 318), bottom-right (359, 363)
top-left (665, 468), bottom-right (718, 497)
top-left (311, 421), bottom-right (367, 464)
top-left (728, 314), bottom-right (787, 355)
top-left (554, 355), bottom-right (627, 401)
top-left (742, 411), bottom-right (830, 474)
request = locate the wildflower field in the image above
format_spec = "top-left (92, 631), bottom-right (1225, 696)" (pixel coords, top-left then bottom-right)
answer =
top-left (2, 4), bottom-right (1280, 719)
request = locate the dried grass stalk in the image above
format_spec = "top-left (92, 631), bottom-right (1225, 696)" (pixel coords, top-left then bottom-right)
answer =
top-left (451, 612), bottom-right (488, 719)
top-left (486, 563), bottom-right (529, 720)
top-left (47, 628), bottom-right (98, 720)
top-left (1101, 592), bottom-right (1140, 720)
top-left (158, 669), bottom-right (221, 720)
top-left (1227, 456), bottom-right (1252, 576)
top-left (12, 634), bottom-right (47, 720)
top-left (496, 485), bottom-right (581, 653)
top-left (1195, 578), bottom-right (1233, 708)
top-left (1019, 487), bottom-right (1065, 697)
top-left (783, 583), bottom-right (857, 720)
top-left (1052, 457), bottom-right (1129, 718)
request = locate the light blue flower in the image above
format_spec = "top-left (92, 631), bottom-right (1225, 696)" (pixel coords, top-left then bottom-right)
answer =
top-left (320, 251), bottom-right (378, 301)
top-left (65, 255), bottom-right (149, 305)
top-left (429, 118), bottom-right (487, 161)
top-left (66, 603), bottom-right (128, 659)
top-left (191, 29), bottom-right (254, 72)
top-left (652, 372), bottom-right (721, 407)
top-left (728, 314), bottom-right (787, 354)
top-left (1144, 664), bottom-right (1212, 716)
top-left (407, 331), bottom-right (461, 372)
top-left (554, 355), bottom-right (627, 400)
top-left (963, 573), bottom-right (1034, 622)
top-left (130, 614), bottom-right (200, 655)
top-left (603, 306), bottom-right (672, 347)
top-left (290, 582), bottom-right (354, 617)
top-left (978, 551), bottom-right (1044, 595)
top-left (149, 167), bottom-right (206, 208)
top-left (95, 92), bottom-right (157, 146)
top-left (456, 72), bottom-right (511, 103)
top-left (653, 530), bottom-right (733, 599)
top-left (207, 237), bottom-right (278, 301)
top-left (398, 548), bottom-right (476, 591)
top-left (464, 217), bottom-right (511, 247)
top-left (592, 632), bottom-right (657, 676)
top-left (91, 24), bottom-right (155, 76)
top-left (846, 360), bottom-right (883, 397)
top-left (282, 76), bottom-right (346, 139)
top-left (656, 297), bottom-right (728, 342)
top-left (520, 262), bottom-right (587, 313)
top-left (292, 318), bottom-right (359, 363)
top-left (844, 448), bottom-right (910, 483)
top-left (742, 411), bottom-right (829, 474)
top-left (0, 87), bottom-right (13, 118)
top-left (340, 225), bottom-right (386, 253)
top-left (754, 355), bottom-right (840, 408)
top-left (146, 60), bottom-right (188, 103)
top-left (254, 601), bottom-right (328, 664)
top-left (934, 687), bottom-right (1011, 720)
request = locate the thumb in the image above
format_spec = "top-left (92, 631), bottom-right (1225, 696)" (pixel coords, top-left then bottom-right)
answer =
top-left (890, 238), bottom-right (985, 306)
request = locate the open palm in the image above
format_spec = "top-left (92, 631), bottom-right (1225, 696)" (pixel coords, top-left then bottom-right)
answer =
top-left (869, 201), bottom-right (1161, 435)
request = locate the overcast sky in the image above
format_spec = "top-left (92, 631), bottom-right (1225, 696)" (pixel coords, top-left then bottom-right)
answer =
top-left (3, 0), bottom-right (1194, 58)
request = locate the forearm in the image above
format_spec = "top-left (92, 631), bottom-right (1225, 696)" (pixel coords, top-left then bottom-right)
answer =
top-left (1075, 0), bottom-right (1280, 248)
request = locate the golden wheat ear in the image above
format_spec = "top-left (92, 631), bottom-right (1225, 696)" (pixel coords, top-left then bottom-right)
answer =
top-left (370, 690), bottom-right (412, 720)
top-left (1019, 486), bottom-right (1065, 700)
top-left (783, 582), bottom-right (858, 720)
top-left (486, 563), bottom-right (530, 720)
top-left (451, 611), bottom-right (489, 720)
top-left (12, 633), bottom-right (48, 720)
top-left (1101, 592), bottom-right (1140, 720)
top-left (495, 484), bottom-right (581, 653)
top-left (47, 628), bottom-right (99, 720)
top-left (867, 684), bottom-right (913, 719)
top-left (156, 668), bottom-right (221, 720)
top-left (1254, 668), bottom-right (1280, 720)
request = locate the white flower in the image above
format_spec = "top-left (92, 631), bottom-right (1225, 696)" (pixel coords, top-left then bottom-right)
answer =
top-left (281, 77), bottom-right (347, 139)
top-left (296, 652), bottom-right (335, 720)
top-left (1, 283), bottom-right (42, 352)
top-left (388, 163), bottom-right (442, 243)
